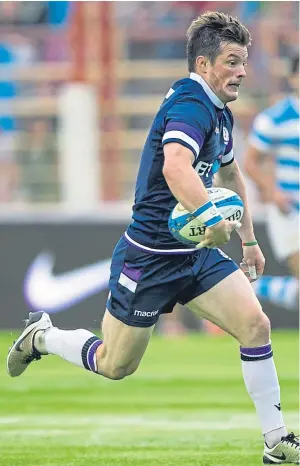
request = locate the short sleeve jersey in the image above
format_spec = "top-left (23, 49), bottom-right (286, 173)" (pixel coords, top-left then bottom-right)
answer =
top-left (127, 73), bottom-right (235, 251)
top-left (249, 96), bottom-right (299, 212)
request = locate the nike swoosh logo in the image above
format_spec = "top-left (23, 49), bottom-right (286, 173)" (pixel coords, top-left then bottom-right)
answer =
top-left (274, 404), bottom-right (281, 411)
top-left (267, 453), bottom-right (286, 461)
top-left (24, 252), bottom-right (111, 313)
top-left (15, 334), bottom-right (28, 352)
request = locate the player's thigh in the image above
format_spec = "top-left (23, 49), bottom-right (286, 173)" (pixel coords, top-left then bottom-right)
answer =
top-left (100, 309), bottom-right (154, 377)
top-left (185, 269), bottom-right (270, 345)
top-left (286, 251), bottom-right (299, 278)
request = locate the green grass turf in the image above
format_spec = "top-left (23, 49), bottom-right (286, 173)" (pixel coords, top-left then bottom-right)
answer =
top-left (0, 330), bottom-right (298, 466)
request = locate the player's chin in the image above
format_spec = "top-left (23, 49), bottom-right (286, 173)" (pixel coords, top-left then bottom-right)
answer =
top-left (224, 89), bottom-right (239, 102)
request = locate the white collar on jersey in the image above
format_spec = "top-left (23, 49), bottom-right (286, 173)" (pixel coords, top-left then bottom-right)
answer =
top-left (189, 72), bottom-right (225, 109)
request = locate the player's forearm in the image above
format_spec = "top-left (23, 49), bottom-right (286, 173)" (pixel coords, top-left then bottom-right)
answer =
top-left (163, 164), bottom-right (209, 212)
top-left (218, 166), bottom-right (256, 242)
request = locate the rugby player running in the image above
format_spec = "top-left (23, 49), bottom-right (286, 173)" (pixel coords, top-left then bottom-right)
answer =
top-left (245, 54), bottom-right (299, 312)
top-left (7, 12), bottom-right (299, 464)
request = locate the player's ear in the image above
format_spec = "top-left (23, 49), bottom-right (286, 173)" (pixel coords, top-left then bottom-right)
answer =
top-left (196, 55), bottom-right (209, 74)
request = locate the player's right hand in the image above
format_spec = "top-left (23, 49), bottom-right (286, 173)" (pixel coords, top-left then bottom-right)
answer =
top-left (196, 219), bottom-right (241, 249)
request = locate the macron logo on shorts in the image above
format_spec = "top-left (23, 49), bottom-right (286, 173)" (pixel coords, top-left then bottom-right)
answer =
top-left (134, 310), bottom-right (159, 318)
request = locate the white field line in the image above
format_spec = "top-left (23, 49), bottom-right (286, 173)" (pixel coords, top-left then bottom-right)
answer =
top-left (0, 413), bottom-right (298, 432)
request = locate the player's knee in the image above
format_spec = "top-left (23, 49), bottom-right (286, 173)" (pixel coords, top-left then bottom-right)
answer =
top-left (240, 308), bottom-right (271, 346)
top-left (97, 362), bottom-right (126, 380)
top-left (104, 367), bottom-right (127, 380)
top-left (98, 361), bottom-right (139, 380)
top-left (95, 342), bottom-right (140, 379)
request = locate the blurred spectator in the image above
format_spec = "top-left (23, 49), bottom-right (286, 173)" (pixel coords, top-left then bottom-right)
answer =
top-left (8, 33), bottom-right (36, 64)
top-left (16, 119), bottom-right (59, 203)
top-left (0, 1), bottom-right (47, 25)
top-left (0, 38), bottom-right (18, 202)
top-left (151, 2), bottom-right (191, 59)
top-left (48, 2), bottom-right (70, 26)
top-left (0, 38), bottom-right (16, 130)
top-left (0, 128), bottom-right (18, 202)
top-left (44, 32), bottom-right (68, 62)
top-left (237, 1), bottom-right (262, 24)
top-left (0, 33), bottom-right (39, 202)
top-left (0, 2), bottom-right (69, 27)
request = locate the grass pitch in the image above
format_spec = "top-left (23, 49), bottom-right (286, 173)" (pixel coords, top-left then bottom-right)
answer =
top-left (0, 330), bottom-right (298, 466)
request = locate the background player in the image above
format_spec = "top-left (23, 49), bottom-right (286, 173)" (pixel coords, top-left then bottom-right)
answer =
top-left (245, 54), bottom-right (299, 311)
top-left (7, 12), bottom-right (299, 464)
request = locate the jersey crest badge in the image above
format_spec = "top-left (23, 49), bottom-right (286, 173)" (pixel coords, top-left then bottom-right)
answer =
top-left (223, 127), bottom-right (229, 144)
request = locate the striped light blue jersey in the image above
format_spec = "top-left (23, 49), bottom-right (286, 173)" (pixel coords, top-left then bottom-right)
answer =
top-left (249, 95), bottom-right (299, 212)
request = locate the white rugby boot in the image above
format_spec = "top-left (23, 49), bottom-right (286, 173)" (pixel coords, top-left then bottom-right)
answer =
top-left (263, 433), bottom-right (300, 464)
top-left (7, 311), bottom-right (52, 377)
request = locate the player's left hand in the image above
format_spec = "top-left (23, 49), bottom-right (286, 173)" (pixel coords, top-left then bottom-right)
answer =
top-left (240, 244), bottom-right (265, 282)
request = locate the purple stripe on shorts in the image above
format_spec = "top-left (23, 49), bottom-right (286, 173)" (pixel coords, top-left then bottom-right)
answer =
top-left (240, 343), bottom-right (272, 357)
top-left (122, 263), bottom-right (142, 282)
top-left (87, 340), bottom-right (103, 372)
top-left (165, 121), bottom-right (204, 149)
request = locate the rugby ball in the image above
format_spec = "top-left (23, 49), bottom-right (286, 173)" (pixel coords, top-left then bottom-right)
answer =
top-left (168, 187), bottom-right (244, 246)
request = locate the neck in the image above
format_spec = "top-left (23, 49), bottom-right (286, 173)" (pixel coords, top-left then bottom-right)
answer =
top-left (189, 72), bottom-right (225, 108)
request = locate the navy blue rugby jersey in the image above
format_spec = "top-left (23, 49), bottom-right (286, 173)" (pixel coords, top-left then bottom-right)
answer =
top-left (126, 72), bottom-right (235, 252)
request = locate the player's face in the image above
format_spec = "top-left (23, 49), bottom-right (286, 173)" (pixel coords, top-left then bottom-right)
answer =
top-left (205, 42), bottom-right (248, 103)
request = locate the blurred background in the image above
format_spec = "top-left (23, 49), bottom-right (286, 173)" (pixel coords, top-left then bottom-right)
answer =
top-left (0, 1), bottom-right (298, 332)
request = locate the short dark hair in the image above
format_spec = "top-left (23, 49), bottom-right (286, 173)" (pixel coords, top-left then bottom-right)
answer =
top-left (290, 54), bottom-right (299, 75)
top-left (186, 11), bottom-right (251, 72)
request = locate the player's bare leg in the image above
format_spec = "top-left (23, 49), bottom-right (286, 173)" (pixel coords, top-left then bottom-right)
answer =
top-left (95, 310), bottom-right (154, 379)
top-left (186, 268), bottom-right (299, 464)
top-left (7, 309), bottom-right (154, 380)
top-left (186, 269), bottom-right (269, 345)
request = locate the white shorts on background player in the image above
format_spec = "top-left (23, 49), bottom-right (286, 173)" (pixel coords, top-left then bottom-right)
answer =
top-left (266, 204), bottom-right (299, 262)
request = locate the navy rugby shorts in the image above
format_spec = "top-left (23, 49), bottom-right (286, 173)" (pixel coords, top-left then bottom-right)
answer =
top-left (106, 235), bottom-right (238, 327)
